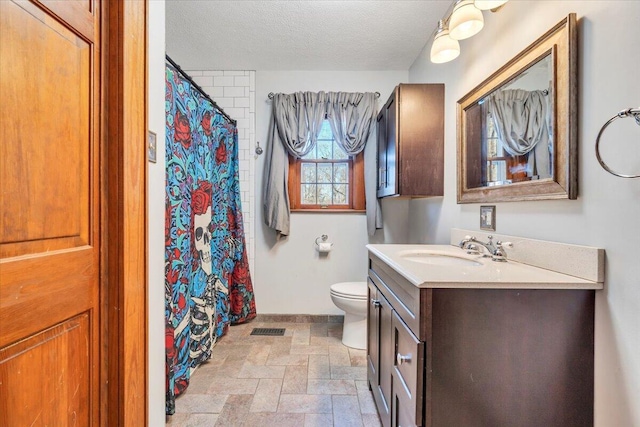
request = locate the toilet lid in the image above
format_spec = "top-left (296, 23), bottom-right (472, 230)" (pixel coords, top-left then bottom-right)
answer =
top-left (330, 282), bottom-right (367, 299)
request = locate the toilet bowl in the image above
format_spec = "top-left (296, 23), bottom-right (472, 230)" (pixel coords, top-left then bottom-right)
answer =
top-left (330, 282), bottom-right (368, 350)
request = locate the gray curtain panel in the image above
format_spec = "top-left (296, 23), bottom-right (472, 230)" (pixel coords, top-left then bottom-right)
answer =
top-left (275, 92), bottom-right (327, 158)
top-left (263, 92), bottom-right (327, 237)
top-left (263, 91), bottom-right (382, 237)
top-left (263, 105), bottom-right (292, 236)
top-left (325, 91), bottom-right (381, 235)
top-left (325, 92), bottom-right (377, 155)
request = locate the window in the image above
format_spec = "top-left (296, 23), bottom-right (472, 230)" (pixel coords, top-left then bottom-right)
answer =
top-left (485, 115), bottom-right (507, 184)
top-left (288, 120), bottom-right (365, 211)
top-left (484, 109), bottom-right (529, 186)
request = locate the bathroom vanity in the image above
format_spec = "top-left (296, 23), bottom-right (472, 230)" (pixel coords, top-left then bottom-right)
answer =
top-left (367, 235), bottom-right (603, 427)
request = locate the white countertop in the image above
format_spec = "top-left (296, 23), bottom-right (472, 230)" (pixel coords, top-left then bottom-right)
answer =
top-left (367, 244), bottom-right (603, 290)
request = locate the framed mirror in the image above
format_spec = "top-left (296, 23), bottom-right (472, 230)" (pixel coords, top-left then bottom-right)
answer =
top-left (457, 14), bottom-right (577, 203)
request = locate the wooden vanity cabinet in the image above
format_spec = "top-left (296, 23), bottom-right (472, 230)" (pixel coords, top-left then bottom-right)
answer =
top-left (376, 84), bottom-right (444, 198)
top-left (367, 253), bottom-right (595, 427)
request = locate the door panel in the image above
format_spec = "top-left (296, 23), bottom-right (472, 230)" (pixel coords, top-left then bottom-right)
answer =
top-left (376, 89), bottom-right (398, 198)
top-left (378, 291), bottom-right (393, 426)
top-left (368, 278), bottom-right (392, 427)
top-left (392, 310), bottom-right (424, 426)
top-left (376, 111), bottom-right (386, 196)
top-left (385, 91), bottom-right (397, 196)
top-left (1, 0), bottom-right (92, 257)
top-left (0, 0), bottom-right (100, 424)
top-left (0, 314), bottom-right (90, 426)
top-left (367, 279), bottom-right (380, 384)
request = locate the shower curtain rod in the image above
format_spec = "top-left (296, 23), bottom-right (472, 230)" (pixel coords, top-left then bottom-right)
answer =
top-left (165, 55), bottom-right (237, 126)
top-left (267, 91), bottom-right (381, 100)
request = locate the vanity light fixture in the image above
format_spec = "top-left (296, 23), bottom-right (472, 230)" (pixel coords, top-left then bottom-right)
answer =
top-left (474, 0), bottom-right (509, 11)
top-left (429, 0), bottom-right (509, 63)
top-left (430, 20), bottom-right (461, 64)
top-left (449, 0), bottom-right (484, 40)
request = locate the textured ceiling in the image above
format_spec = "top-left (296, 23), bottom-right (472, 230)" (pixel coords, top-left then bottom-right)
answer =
top-left (165, 0), bottom-right (451, 71)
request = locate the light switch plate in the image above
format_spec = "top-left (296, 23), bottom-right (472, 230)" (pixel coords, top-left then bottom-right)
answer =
top-left (480, 205), bottom-right (496, 231)
top-left (148, 131), bottom-right (157, 163)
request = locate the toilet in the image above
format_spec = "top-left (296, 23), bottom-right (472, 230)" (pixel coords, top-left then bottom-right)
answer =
top-left (330, 281), bottom-right (368, 350)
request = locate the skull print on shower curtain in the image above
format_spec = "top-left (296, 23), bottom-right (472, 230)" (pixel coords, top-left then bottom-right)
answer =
top-left (164, 62), bottom-right (256, 415)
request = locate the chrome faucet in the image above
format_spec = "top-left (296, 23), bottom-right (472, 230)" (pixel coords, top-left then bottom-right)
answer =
top-left (459, 235), bottom-right (512, 262)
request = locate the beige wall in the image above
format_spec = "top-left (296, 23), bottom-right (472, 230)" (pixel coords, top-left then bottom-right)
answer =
top-left (148, 0), bottom-right (166, 424)
top-left (408, 2), bottom-right (640, 425)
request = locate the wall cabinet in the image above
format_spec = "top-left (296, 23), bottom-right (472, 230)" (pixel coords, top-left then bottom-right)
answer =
top-left (376, 84), bottom-right (444, 198)
top-left (367, 253), bottom-right (595, 427)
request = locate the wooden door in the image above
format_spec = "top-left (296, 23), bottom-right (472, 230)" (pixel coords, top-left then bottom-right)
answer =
top-left (0, 1), bottom-right (147, 425)
top-left (0, 1), bottom-right (101, 424)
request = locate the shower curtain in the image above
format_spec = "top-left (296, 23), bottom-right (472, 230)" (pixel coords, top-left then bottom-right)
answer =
top-left (164, 62), bottom-right (256, 415)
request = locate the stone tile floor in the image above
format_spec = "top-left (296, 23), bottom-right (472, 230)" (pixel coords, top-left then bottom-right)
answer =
top-left (167, 321), bottom-right (382, 427)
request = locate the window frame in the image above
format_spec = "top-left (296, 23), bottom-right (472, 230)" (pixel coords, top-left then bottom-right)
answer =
top-left (288, 151), bottom-right (365, 212)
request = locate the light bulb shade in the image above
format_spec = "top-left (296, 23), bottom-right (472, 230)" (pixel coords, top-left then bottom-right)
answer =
top-left (474, 0), bottom-right (508, 10)
top-left (449, 0), bottom-right (485, 40)
top-left (430, 28), bottom-right (460, 63)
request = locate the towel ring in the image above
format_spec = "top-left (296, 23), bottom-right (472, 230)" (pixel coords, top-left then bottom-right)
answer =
top-left (595, 107), bottom-right (640, 178)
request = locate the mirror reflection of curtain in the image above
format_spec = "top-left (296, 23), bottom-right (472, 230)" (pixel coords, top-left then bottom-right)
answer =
top-left (263, 91), bottom-right (379, 237)
top-left (487, 89), bottom-right (551, 179)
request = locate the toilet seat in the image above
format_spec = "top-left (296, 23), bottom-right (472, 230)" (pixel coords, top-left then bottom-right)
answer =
top-left (330, 282), bottom-right (367, 299)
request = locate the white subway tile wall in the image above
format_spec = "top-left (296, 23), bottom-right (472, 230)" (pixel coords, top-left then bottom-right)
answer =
top-left (186, 70), bottom-right (256, 276)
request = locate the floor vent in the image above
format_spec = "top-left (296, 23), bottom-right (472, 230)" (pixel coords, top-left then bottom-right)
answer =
top-left (250, 327), bottom-right (286, 336)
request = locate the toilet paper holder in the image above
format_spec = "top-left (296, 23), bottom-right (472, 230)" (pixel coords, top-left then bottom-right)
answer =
top-left (315, 235), bottom-right (333, 253)
top-left (315, 234), bottom-right (329, 247)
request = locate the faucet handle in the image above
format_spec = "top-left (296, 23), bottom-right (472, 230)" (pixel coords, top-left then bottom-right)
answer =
top-left (492, 241), bottom-right (512, 262)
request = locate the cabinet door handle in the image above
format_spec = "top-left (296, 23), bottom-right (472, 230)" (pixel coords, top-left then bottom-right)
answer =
top-left (396, 352), bottom-right (412, 365)
top-left (370, 298), bottom-right (381, 308)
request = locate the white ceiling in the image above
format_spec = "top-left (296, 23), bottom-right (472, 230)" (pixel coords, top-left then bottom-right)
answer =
top-left (165, 0), bottom-right (451, 71)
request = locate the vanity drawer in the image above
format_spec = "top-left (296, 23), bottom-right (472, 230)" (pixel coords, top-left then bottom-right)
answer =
top-left (392, 310), bottom-right (424, 426)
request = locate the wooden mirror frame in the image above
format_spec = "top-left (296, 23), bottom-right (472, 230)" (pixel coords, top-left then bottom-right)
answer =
top-left (457, 14), bottom-right (577, 204)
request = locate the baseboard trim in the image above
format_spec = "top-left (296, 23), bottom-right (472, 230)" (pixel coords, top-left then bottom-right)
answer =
top-left (254, 314), bottom-right (344, 324)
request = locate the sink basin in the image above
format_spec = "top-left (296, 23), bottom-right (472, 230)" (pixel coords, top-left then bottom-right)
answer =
top-left (398, 250), bottom-right (483, 267)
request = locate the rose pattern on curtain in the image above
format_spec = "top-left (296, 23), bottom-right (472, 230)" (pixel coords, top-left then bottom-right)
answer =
top-left (165, 63), bottom-right (256, 415)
